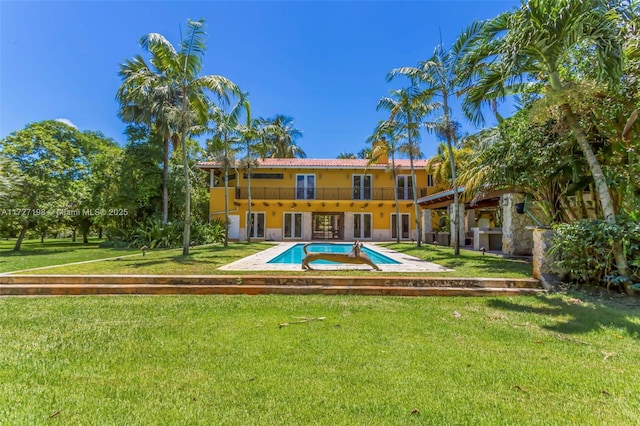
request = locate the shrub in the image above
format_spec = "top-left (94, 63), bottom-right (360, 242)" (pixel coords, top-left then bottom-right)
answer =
top-left (551, 216), bottom-right (640, 288)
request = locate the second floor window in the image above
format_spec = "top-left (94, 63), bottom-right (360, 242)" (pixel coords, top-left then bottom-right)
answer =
top-left (427, 174), bottom-right (434, 187)
top-left (296, 174), bottom-right (315, 200)
top-left (352, 174), bottom-right (371, 200)
top-left (396, 175), bottom-right (413, 200)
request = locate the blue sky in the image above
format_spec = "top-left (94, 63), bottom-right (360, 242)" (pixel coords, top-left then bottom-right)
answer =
top-left (1, 0), bottom-right (519, 159)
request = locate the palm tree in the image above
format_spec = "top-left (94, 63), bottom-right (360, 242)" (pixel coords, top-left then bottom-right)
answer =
top-left (125, 19), bottom-right (239, 255)
top-left (388, 43), bottom-right (467, 254)
top-left (458, 0), bottom-right (632, 292)
top-left (117, 51), bottom-right (177, 225)
top-left (260, 115), bottom-right (305, 158)
top-left (337, 152), bottom-right (357, 159)
top-left (367, 120), bottom-right (403, 243)
top-left (207, 100), bottom-right (244, 247)
top-left (236, 95), bottom-right (262, 243)
top-left (377, 81), bottom-right (434, 247)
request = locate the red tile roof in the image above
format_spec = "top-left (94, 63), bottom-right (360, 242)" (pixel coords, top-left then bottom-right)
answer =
top-left (197, 158), bottom-right (429, 169)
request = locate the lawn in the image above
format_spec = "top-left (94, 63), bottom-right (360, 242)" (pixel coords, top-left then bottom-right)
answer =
top-left (4, 239), bottom-right (532, 278)
top-left (0, 238), bottom-right (137, 273)
top-left (1, 293), bottom-right (638, 424)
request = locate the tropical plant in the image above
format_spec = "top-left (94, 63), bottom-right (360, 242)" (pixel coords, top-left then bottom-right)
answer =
top-left (236, 95), bottom-right (262, 243)
top-left (337, 152), bottom-right (357, 159)
top-left (207, 99), bottom-right (243, 247)
top-left (116, 45), bottom-right (177, 225)
top-left (258, 115), bottom-right (305, 158)
top-left (123, 19), bottom-right (239, 255)
top-left (377, 81), bottom-right (434, 246)
top-left (457, 0), bottom-right (633, 293)
top-left (551, 217), bottom-right (640, 289)
top-left (367, 120), bottom-right (403, 243)
top-left (388, 41), bottom-right (468, 254)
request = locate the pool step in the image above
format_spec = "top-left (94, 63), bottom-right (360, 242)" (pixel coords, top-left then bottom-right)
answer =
top-left (0, 275), bottom-right (543, 297)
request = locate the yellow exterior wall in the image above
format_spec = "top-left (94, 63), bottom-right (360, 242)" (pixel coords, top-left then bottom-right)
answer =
top-left (205, 165), bottom-right (433, 241)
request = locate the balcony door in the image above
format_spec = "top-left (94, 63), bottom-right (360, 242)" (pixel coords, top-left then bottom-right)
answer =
top-left (352, 175), bottom-right (372, 200)
top-left (296, 174), bottom-right (315, 200)
top-left (396, 175), bottom-right (413, 200)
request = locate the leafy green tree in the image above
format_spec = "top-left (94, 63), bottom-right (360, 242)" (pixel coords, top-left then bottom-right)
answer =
top-left (377, 82), bottom-right (433, 246)
top-left (129, 19), bottom-right (239, 255)
top-left (458, 0), bottom-right (633, 292)
top-left (0, 121), bottom-right (89, 251)
top-left (114, 125), bottom-right (164, 228)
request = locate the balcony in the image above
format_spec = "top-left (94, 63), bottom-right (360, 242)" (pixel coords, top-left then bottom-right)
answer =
top-left (234, 187), bottom-right (426, 201)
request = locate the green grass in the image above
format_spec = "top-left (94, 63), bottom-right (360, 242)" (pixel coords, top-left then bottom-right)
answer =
top-left (7, 239), bottom-right (532, 278)
top-left (1, 294), bottom-right (638, 424)
top-left (0, 238), bottom-right (137, 273)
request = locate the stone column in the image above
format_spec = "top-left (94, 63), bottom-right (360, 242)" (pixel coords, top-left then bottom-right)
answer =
top-left (501, 193), bottom-right (535, 255)
top-left (423, 209), bottom-right (433, 233)
top-left (532, 227), bottom-right (564, 290)
top-left (449, 203), bottom-right (466, 247)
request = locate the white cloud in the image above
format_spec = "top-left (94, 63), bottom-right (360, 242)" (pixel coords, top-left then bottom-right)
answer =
top-left (55, 118), bottom-right (78, 129)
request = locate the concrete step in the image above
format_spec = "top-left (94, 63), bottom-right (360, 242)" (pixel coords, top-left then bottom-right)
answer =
top-left (0, 283), bottom-right (545, 297)
top-left (0, 274), bottom-right (541, 289)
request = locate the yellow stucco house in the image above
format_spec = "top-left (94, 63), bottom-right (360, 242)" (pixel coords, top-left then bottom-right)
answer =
top-left (197, 153), bottom-right (436, 242)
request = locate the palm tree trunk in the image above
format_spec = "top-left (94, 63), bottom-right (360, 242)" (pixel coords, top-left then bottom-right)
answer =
top-left (406, 113), bottom-right (422, 247)
top-left (408, 153), bottom-right (421, 247)
top-left (162, 137), bottom-right (170, 225)
top-left (181, 131), bottom-right (191, 256)
top-left (247, 169), bottom-right (252, 243)
top-left (223, 155), bottom-right (230, 248)
top-left (551, 73), bottom-right (632, 294)
top-left (391, 154), bottom-right (401, 244)
top-left (443, 94), bottom-right (460, 255)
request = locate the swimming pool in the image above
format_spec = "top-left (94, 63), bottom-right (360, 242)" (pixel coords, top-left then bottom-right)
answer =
top-left (267, 243), bottom-right (400, 265)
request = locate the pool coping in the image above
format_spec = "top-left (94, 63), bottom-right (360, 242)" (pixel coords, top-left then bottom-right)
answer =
top-left (217, 242), bottom-right (454, 273)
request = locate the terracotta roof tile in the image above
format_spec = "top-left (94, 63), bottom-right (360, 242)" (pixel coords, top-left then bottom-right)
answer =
top-left (197, 158), bottom-right (428, 169)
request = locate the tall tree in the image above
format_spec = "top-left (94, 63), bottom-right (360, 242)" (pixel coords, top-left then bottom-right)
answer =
top-left (0, 121), bottom-right (89, 251)
top-left (458, 0), bottom-right (632, 292)
top-left (388, 42), bottom-right (467, 254)
top-left (207, 100), bottom-right (243, 247)
top-left (259, 115), bottom-right (305, 158)
top-left (236, 95), bottom-right (262, 243)
top-left (377, 81), bottom-right (434, 246)
top-left (117, 45), bottom-right (177, 225)
top-left (129, 19), bottom-right (239, 255)
top-left (367, 120), bottom-right (403, 243)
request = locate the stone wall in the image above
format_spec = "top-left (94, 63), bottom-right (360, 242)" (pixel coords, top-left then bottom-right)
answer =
top-left (501, 193), bottom-right (536, 255)
top-left (532, 227), bottom-right (565, 289)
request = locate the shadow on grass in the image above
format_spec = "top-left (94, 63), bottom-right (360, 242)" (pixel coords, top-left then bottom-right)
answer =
top-left (488, 295), bottom-right (640, 339)
top-left (385, 244), bottom-right (532, 275)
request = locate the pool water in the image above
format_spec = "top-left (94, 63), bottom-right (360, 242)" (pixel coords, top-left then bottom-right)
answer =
top-left (267, 243), bottom-right (400, 265)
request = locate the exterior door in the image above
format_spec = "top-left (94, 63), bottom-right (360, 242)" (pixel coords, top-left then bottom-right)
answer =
top-left (247, 212), bottom-right (265, 239)
top-left (391, 213), bottom-right (410, 239)
top-left (353, 213), bottom-right (372, 239)
top-left (228, 215), bottom-right (240, 239)
top-left (284, 212), bottom-right (303, 239)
